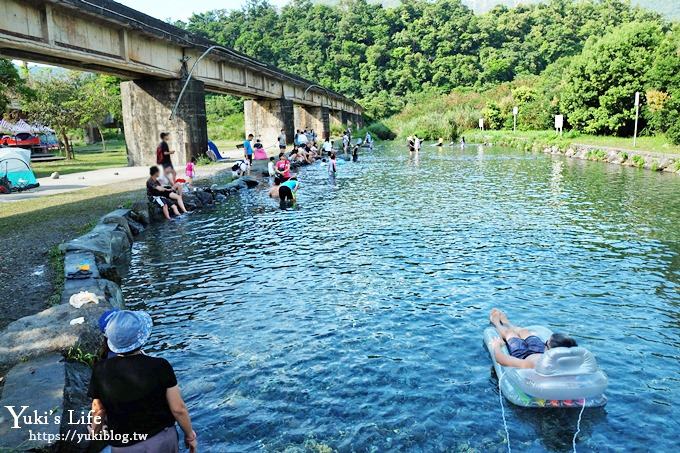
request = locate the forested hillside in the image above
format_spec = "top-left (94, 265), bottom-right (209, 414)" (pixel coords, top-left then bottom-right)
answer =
top-left (180, 0), bottom-right (663, 119)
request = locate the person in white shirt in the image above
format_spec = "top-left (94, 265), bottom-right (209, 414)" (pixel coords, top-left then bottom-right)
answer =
top-left (322, 140), bottom-right (332, 154)
top-left (414, 135), bottom-right (421, 152)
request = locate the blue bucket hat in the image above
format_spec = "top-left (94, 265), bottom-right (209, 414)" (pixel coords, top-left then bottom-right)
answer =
top-left (98, 308), bottom-right (119, 333)
top-left (105, 310), bottom-right (153, 354)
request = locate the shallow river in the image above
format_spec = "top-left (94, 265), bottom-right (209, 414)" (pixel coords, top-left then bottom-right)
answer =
top-left (122, 143), bottom-right (680, 452)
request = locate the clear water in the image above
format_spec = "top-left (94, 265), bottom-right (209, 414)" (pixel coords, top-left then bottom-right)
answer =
top-left (122, 144), bottom-right (680, 452)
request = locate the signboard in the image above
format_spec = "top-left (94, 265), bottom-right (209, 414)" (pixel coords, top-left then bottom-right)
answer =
top-left (634, 91), bottom-right (640, 107)
top-left (479, 118), bottom-right (484, 130)
top-left (512, 106), bottom-right (519, 116)
top-left (554, 115), bottom-right (564, 130)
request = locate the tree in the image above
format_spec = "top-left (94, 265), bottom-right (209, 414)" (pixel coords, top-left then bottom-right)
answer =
top-left (0, 59), bottom-right (27, 113)
top-left (23, 74), bottom-right (84, 159)
top-left (79, 75), bottom-right (121, 150)
top-left (560, 22), bottom-right (664, 135)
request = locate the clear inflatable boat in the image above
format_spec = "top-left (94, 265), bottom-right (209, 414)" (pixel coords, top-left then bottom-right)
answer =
top-left (484, 325), bottom-right (608, 407)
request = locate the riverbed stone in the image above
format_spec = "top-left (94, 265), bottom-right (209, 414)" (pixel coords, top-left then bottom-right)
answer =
top-left (215, 193), bottom-right (228, 202)
top-left (0, 353), bottom-right (65, 451)
top-left (240, 176), bottom-right (259, 188)
top-left (130, 200), bottom-right (150, 225)
top-left (0, 302), bottom-right (110, 371)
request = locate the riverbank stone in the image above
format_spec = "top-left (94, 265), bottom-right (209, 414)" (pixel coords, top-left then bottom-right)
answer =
top-left (101, 209), bottom-right (134, 243)
top-left (59, 223), bottom-right (131, 265)
top-left (64, 251), bottom-right (100, 280)
top-left (61, 277), bottom-right (124, 308)
top-left (61, 361), bottom-right (96, 453)
top-left (183, 192), bottom-right (203, 211)
top-left (126, 217), bottom-right (145, 236)
top-left (0, 353), bottom-right (65, 451)
top-left (130, 200), bottom-right (150, 225)
top-left (0, 301), bottom-right (111, 371)
top-left (195, 190), bottom-right (214, 205)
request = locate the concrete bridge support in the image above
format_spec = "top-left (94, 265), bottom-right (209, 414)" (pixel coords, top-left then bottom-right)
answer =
top-left (294, 105), bottom-right (330, 141)
top-left (121, 79), bottom-right (207, 168)
top-left (341, 111), bottom-right (364, 129)
top-left (244, 98), bottom-right (295, 147)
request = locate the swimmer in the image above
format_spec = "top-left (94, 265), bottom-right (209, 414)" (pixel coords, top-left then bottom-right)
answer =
top-left (489, 308), bottom-right (577, 369)
top-left (268, 176), bottom-right (283, 198)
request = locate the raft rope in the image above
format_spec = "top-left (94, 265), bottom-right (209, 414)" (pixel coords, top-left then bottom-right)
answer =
top-left (572, 399), bottom-right (586, 452)
top-left (498, 371), bottom-right (512, 453)
top-left (497, 372), bottom-right (587, 453)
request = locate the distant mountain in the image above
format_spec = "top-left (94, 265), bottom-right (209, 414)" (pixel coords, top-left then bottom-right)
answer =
top-left (315, 1), bottom-right (679, 19)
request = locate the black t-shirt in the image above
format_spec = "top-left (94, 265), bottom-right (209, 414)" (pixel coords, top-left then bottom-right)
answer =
top-left (88, 354), bottom-right (178, 447)
top-left (159, 141), bottom-right (171, 165)
top-left (146, 178), bottom-right (166, 197)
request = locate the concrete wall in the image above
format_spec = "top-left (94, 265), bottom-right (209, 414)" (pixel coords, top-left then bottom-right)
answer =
top-left (294, 105), bottom-right (330, 141)
top-left (121, 78), bottom-right (207, 168)
top-left (244, 98), bottom-right (295, 147)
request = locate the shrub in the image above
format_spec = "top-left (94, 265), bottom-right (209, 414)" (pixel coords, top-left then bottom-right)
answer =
top-left (667, 122), bottom-right (680, 145)
top-left (366, 122), bottom-right (396, 140)
top-left (631, 155), bottom-right (645, 168)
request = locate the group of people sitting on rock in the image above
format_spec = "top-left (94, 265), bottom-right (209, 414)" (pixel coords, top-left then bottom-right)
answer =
top-left (147, 132), bottom-right (197, 221)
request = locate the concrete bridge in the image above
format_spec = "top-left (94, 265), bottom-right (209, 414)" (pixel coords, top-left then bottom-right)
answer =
top-left (0, 0), bottom-right (363, 166)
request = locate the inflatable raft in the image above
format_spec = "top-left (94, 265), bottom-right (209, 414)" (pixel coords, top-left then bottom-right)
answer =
top-left (484, 326), bottom-right (608, 407)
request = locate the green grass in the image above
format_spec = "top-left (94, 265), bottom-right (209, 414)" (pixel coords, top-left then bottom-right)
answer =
top-left (463, 129), bottom-right (680, 156)
top-left (32, 139), bottom-right (128, 178)
top-left (208, 113), bottom-right (245, 142)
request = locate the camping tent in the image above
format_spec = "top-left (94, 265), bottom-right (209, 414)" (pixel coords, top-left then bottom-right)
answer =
top-left (0, 148), bottom-right (39, 193)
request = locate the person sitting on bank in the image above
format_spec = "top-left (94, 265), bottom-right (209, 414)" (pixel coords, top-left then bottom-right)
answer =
top-left (489, 308), bottom-right (578, 369)
top-left (146, 166), bottom-right (187, 220)
top-left (232, 159), bottom-right (250, 178)
top-left (88, 310), bottom-right (197, 452)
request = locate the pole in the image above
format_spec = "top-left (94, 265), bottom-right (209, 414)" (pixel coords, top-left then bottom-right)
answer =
top-left (633, 92), bottom-right (640, 148)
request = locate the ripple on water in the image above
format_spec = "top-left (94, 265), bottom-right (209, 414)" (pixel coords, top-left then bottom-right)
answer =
top-left (123, 145), bottom-right (680, 452)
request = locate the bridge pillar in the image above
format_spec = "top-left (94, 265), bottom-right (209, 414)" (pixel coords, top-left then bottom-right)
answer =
top-left (330, 110), bottom-right (343, 130)
top-left (244, 98), bottom-right (294, 147)
top-left (294, 105), bottom-right (330, 141)
top-left (121, 79), bottom-right (207, 168)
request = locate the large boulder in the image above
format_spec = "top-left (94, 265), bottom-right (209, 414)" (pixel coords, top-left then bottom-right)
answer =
top-left (240, 176), bottom-right (259, 188)
top-left (64, 251), bottom-right (100, 279)
top-left (0, 354), bottom-right (65, 451)
top-left (195, 190), bottom-right (214, 206)
top-left (182, 192), bottom-right (203, 211)
top-left (59, 223), bottom-right (131, 265)
top-left (0, 301), bottom-right (109, 371)
top-left (125, 216), bottom-right (145, 236)
top-left (61, 277), bottom-right (124, 308)
top-left (130, 200), bottom-right (150, 226)
top-left (62, 361), bottom-right (97, 453)
top-left (101, 209), bottom-right (133, 243)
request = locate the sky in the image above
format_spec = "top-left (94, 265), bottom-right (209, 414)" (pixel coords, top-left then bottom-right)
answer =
top-left (116, 0), bottom-right (288, 21)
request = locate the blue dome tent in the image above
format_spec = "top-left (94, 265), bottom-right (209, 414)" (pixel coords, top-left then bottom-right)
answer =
top-left (0, 148), bottom-right (39, 193)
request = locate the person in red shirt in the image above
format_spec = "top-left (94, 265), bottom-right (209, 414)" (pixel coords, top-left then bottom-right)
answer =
top-left (275, 152), bottom-right (291, 180)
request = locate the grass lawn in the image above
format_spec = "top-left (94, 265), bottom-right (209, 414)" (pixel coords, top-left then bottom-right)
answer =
top-left (32, 139), bottom-right (128, 178)
top-left (464, 129), bottom-right (680, 156)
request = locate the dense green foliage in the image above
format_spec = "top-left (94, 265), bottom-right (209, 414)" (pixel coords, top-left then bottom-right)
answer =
top-left (181, 0), bottom-right (661, 120)
top-left (21, 72), bottom-right (122, 157)
top-left (0, 59), bottom-right (27, 113)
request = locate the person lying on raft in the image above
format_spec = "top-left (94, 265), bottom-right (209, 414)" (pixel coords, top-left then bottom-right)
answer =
top-left (489, 308), bottom-right (577, 369)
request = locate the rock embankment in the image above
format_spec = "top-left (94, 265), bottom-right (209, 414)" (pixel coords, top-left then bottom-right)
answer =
top-left (543, 144), bottom-right (680, 174)
top-left (0, 176), bottom-right (259, 452)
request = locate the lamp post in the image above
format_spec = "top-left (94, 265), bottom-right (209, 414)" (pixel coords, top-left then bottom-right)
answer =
top-left (633, 92), bottom-right (640, 148)
top-left (512, 106), bottom-right (518, 133)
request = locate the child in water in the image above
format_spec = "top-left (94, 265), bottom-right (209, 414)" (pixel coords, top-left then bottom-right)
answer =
top-left (268, 156), bottom-right (276, 177)
top-left (185, 157), bottom-right (196, 184)
top-left (328, 152), bottom-right (337, 175)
